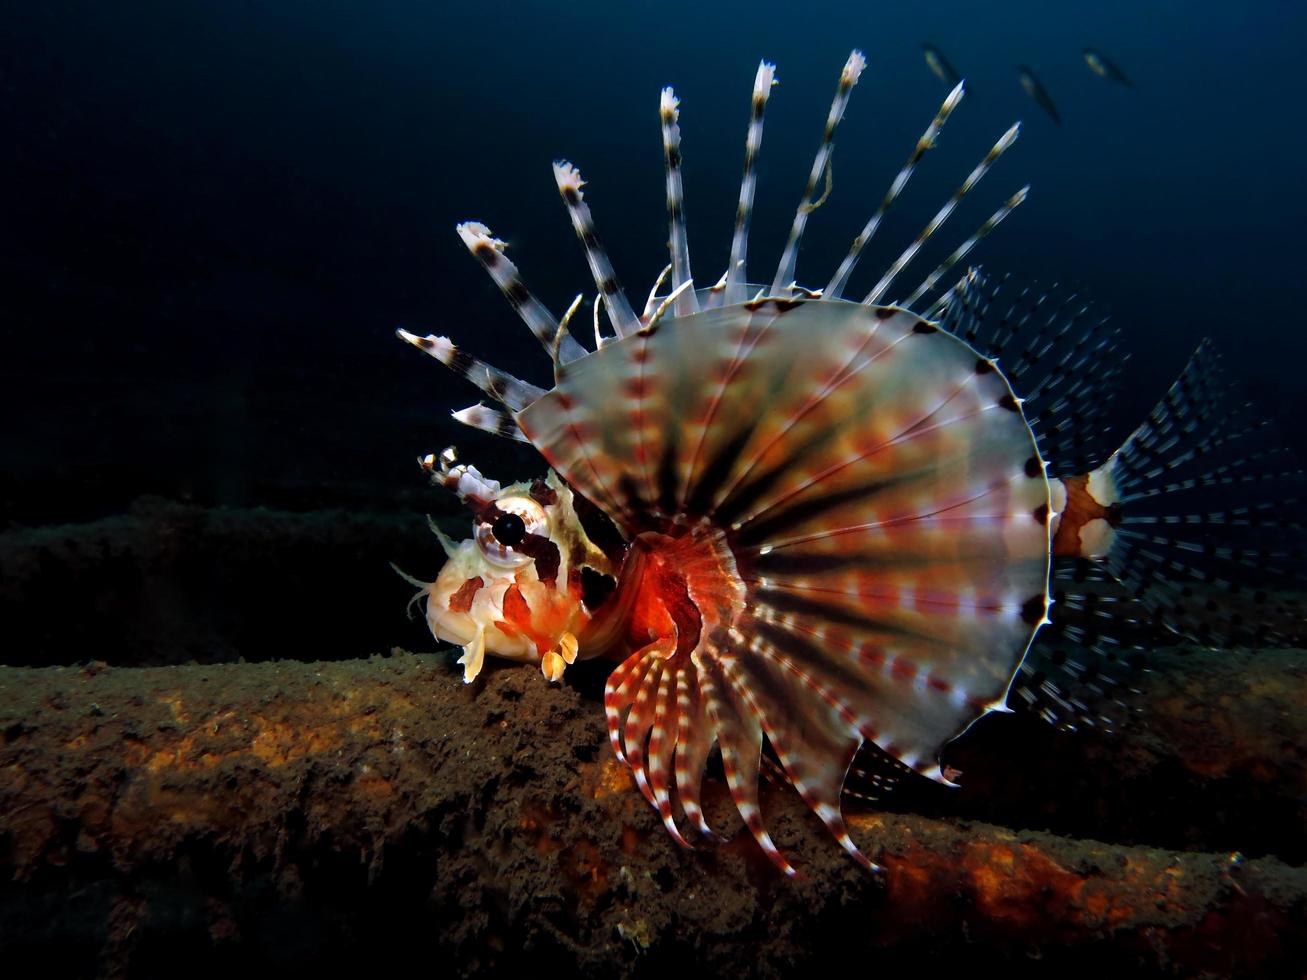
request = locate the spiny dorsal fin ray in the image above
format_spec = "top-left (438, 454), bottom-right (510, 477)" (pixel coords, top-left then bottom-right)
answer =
top-left (455, 222), bottom-right (587, 364)
top-left (553, 161), bottom-right (642, 339)
top-left (641, 265), bottom-right (673, 322)
top-left (902, 185), bottom-right (1029, 310)
top-left (771, 50), bottom-right (866, 297)
top-left (450, 402), bottom-right (529, 442)
top-left (396, 328), bottom-right (544, 412)
top-left (660, 87), bottom-right (699, 317)
top-left (725, 61), bottom-right (778, 307)
top-left (826, 80), bottom-right (965, 300)
top-left (864, 122), bottom-right (1021, 306)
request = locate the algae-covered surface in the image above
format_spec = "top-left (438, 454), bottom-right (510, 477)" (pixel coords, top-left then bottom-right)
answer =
top-left (2, 512), bottom-right (1307, 979)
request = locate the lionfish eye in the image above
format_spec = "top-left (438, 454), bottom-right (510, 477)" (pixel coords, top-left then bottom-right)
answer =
top-left (491, 512), bottom-right (526, 547)
top-left (474, 496), bottom-right (548, 568)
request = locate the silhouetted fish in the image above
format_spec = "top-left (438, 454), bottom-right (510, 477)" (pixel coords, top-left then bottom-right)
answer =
top-left (922, 43), bottom-right (962, 87)
top-left (1018, 65), bottom-right (1061, 125)
top-left (1084, 48), bottom-right (1134, 88)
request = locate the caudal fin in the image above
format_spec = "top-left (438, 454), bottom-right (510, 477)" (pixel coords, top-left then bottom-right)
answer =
top-left (1058, 340), bottom-right (1307, 648)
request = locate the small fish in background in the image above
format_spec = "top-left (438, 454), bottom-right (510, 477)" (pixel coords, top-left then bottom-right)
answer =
top-left (1084, 48), bottom-right (1134, 88)
top-left (922, 43), bottom-right (962, 87)
top-left (1018, 65), bottom-right (1061, 124)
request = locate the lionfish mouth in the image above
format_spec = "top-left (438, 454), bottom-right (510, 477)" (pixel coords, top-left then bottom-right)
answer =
top-left (429, 606), bottom-right (478, 648)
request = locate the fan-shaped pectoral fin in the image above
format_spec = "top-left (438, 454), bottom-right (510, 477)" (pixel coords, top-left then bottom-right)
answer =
top-left (719, 646), bottom-right (882, 872)
top-left (694, 645), bottom-right (797, 877)
top-left (604, 636), bottom-right (694, 848)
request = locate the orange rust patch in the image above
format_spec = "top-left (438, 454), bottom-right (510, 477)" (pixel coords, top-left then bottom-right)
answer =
top-left (120, 712), bottom-right (344, 774)
top-left (959, 839), bottom-right (1140, 931)
top-left (621, 824), bottom-right (645, 855)
top-left (250, 719), bottom-right (342, 767)
top-left (353, 768), bottom-right (395, 802)
top-left (158, 692), bottom-right (189, 724)
top-left (585, 756), bottom-right (635, 800)
top-left (844, 810), bottom-right (886, 833)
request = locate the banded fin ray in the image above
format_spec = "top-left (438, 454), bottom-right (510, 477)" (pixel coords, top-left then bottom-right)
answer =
top-left (826, 80), bottom-right (965, 300)
top-left (864, 123), bottom-right (1021, 306)
top-left (724, 61), bottom-right (778, 307)
top-left (451, 402), bottom-right (530, 443)
top-left (456, 222), bottom-right (587, 364)
top-left (771, 50), bottom-right (866, 296)
top-left (553, 161), bottom-right (642, 338)
top-left (660, 87), bottom-right (699, 317)
top-left (396, 329), bottom-right (543, 414)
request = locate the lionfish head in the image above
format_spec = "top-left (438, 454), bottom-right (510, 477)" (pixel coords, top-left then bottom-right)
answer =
top-left (408, 448), bottom-right (621, 685)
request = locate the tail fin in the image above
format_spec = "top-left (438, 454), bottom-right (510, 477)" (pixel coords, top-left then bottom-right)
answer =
top-left (1055, 340), bottom-right (1307, 648)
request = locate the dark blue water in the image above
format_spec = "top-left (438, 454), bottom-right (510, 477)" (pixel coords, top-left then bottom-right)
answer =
top-left (5, 0), bottom-right (1306, 523)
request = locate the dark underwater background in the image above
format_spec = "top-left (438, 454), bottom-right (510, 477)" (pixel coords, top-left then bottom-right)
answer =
top-left (6, 0), bottom-right (1307, 530)
top-left (5, 4), bottom-right (1307, 976)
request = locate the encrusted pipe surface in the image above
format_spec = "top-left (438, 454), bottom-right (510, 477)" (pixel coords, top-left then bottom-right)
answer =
top-left (1, 651), bottom-right (1305, 977)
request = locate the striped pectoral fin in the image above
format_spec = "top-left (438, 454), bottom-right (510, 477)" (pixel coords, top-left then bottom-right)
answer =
top-left (694, 646), bottom-right (796, 876)
top-left (604, 637), bottom-right (698, 847)
top-left (708, 631), bottom-right (879, 871)
top-left (670, 663), bottom-right (720, 840)
top-left (604, 638), bottom-right (672, 767)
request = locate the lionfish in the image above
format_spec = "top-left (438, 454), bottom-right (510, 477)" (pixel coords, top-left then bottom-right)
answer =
top-left (394, 52), bottom-right (1303, 875)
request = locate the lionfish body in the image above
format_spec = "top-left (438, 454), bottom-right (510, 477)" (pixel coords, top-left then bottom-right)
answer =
top-left (396, 53), bottom-right (1304, 875)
